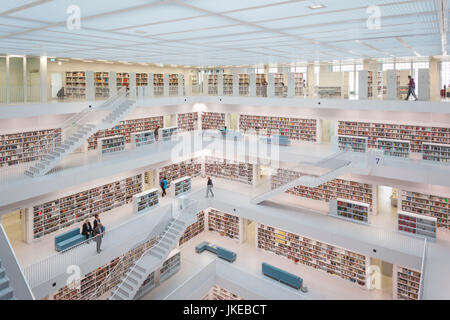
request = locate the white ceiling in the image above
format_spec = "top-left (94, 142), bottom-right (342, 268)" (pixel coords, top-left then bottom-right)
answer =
top-left (0, 0), bottom-right (448, 66)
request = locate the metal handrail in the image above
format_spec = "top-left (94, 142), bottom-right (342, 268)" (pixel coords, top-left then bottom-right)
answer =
top-left (107, 199), bottom-right (196, 300)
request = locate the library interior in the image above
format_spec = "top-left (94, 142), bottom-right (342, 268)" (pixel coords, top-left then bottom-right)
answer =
top-left (0, 0), bottom-right (449, 302)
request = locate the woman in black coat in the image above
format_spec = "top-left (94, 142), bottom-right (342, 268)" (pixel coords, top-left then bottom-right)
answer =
top-left (81, 219), bottom-right (93, 241)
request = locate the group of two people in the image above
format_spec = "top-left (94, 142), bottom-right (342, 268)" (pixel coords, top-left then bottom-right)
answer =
top-left (159, 176), bottom-right (215, 198)
top-left (81, 214), bottom-right (105, 254)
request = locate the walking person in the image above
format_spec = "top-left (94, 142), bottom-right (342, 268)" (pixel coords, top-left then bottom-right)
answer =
top-left (93, 222), bottom-right (104, 254)
top-left (405, 75), bottom-right (418, 101)
top-left (206, 177), bottom-right (214, 198)
top-left (154, 126), bottom-right (160, 141)
top-left (160, 176), bottom-right (168, 197)
top-left (81, 219), bottom-right (93, 243)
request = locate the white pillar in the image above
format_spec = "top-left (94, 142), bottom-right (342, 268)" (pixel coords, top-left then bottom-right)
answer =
top-left (287, 72), bottom-right (295, 98)
top-left (267, 73), bottom-right (275, 97)
top-left (147, 73), bottom-right (154, 97)
top-left (217, 73), bottom-right (224, 96)
top-left (109, 72), bottom-right (117, 97)
top-left (249, 72), bottom-right (256, 97)
top-left (386, 69), bottom-right (397, 100)
top-left (164, 74), bottom-right (169, 96)
top-left (233, 73), bottom-right (239, 97)
top-left (23, 57), bottom-right (27, 103)
top-left (178, 74), bottom-right (184, 96)
top-left (358, 70), bottom-right (369, 100)
top-left (39, 56), bottom-right (47, 103)
top-left (129, 72), bottom-right (136, 98)
top-left (417, 69), bottom-right (429, 101)
top-left (85, 71), bottom-right (94, 101)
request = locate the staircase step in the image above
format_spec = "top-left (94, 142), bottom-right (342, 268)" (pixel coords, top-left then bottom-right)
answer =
top-left (118, 286), bottom-right (132, 298)
top-left (112, 290), bottom-right (128, 300)
top-left (121, 280), bottom-right (136, 292)
top-left (134, 264), bottom-right (147, 273)
top-left (29, 167), bottom-right (40, 174)
top-left (0, 276), bottom-right (10, 291)
top-left (161, 238), bottom-right (174, 246)
top-left (173, 220), bottom-right (185, 227)
top-left (152, 247), bottom-right (167, 256)
top-left (0, 287), bottom-right (13, 300)
top-left (148, 251), bottom-right (163, 259)
top-left (24, 170), bottom-right (34, 177)
top-left (130, 269), bottom-right (145, 279)
top-left (0, 267), bottom-right (5, 278)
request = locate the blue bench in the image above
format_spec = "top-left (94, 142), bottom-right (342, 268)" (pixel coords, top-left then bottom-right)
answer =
top-left (262, 262), bottom-right (303, 290)
top-left (55, 228), bottom-right (85, 252)
top-left (196, 241), bottom-right (236, 263)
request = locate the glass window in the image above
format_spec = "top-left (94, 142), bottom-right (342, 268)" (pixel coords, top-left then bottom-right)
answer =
top-left (356, 64), bottom-right (363, 71)
top-left (383, 63), bottom-right (394, 71)
top-left (396, 62), bottom-right (411, 70)
top-left (441, 61), bottom-right (450, 88)
top-left (268, 67), bottom-right (277, 73)
top-left (0, 57), bottom-right (6, 103)
top-left (341, 65), bottom-right (354, 72)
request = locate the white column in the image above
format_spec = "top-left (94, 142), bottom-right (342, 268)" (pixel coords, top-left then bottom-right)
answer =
top-left (358, 70), bottom-right (368, 100)
top-left (109, 72), bottom-right (117, 97)
top-left (386, 69), bottom-right (397, 100)
top-left (178, 74), bottom-right (184, 96)
top-left (249, 72), bottom-right (256, 97)
top-left (371, 185), bottom-right (378, 215)
top-left (287, 72), bottom-right (295, 98)
top-left (129, 72), bottom-right (137, 98)
top-left (39, 56), bottom-right (47, 103)
top-left (147, 73), bottom-right (154, 97)
top-left (203, 73), bottom-right (208, 95)
top-left (217, 72), bottom-right (224, 96)
top-left (23, 207), bottom-right (33, 244)
top-left (417, 69), bottom-right (429, 101)
top-left (267, 73), bottom-right (275, 97)
top-left (233, 73), bottom-right (239, 97)
top-left (85, 71), bottom-right (95, 101)
top-left (163, 74), bottom-right (169, 96)
top-left (23, 57), bottom-right (27, 103)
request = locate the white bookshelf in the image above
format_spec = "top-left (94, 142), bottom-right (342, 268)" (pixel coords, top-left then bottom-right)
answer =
top-left (32, 174), bottom-right (143, 239)
top-left (159, 126), bottom-right (178, 141)
top-left (131, 130), bottom-right (155, 148)
top-left (179, 211), bottom-right (205, 246)
top-left (257, 223), bottom-right (368, 287)
top-left (330, 198), bottom-right (369, 224)
top-left (422, 142), bottom-right (450, 163)
top-left (132, 188), bottom-right (159, 214)
top-left (376, 138), bottom-right (410, 158)
top-left (159, 249), bottom-right (181, 283)
top-left (173, 176), bottom-right (191, 197)
top-left (205, 156), bottom-right (254, 185)
top-left (207, 208), bottom-right (242, 242)
top-left (202, 285), bottom-right (244, 300)
top-left (338, 135), bottom-right (368, 152)
top-left (400, 190), bottom-right (449, 230)
top-left (99, 135), bottom-right (125, 155)
top-left (393, 265), bottom-right (421, 300)
top-left (398, 210), bottom-right (437, 239)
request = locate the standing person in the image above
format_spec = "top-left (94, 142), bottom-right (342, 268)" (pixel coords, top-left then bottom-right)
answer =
top-left (206, 177), bottom-right (214, 198)
top-left (93, 214), bottom-right (105, 233)
top-left (93, 222), bottom-right (103, 254)
top-left (56, 87), bottom-right (65, 100)
top-left (160, 176), bottom-right (168, 197)
top-left (405, 75), bottom-right (418, 101)
top-left (81, 219), bottom-right (93, 243)
top-left (154, 126), bottom-right (160, 141)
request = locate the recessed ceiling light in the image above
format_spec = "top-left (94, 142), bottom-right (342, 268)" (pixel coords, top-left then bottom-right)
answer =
top-left (309, 3), bottom-right (325, 9)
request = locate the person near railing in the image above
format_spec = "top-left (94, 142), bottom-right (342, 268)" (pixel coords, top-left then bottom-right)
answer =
top-left (160, 176), bottom-right (168, 197)
top-left (93, 214), bottom-right (105, 233)
top-left (154, 126), bottom-right (160, 141)
top-left (206, 177), bottom-right (214, 198)
top-left (220, 126), bottom-right (227, 139)
top-left (93, 222), bottom-right (104, 254)
top-left (81, 219), bottom-right (93, 243)
top-left (405, 75), bottom-right (418, 101)
top-left (56, 87), bottom-right (65, 100)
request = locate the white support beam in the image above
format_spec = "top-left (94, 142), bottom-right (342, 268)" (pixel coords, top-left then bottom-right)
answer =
top-left (437, 0), bottom-right (449, 56)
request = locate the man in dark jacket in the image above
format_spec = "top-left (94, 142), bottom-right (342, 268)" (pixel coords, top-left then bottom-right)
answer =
top-left (405, 76), bottom-right (418, 101)
top-left (93, 223), bottom-right (103, 254)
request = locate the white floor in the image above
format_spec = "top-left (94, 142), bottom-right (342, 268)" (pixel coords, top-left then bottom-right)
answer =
top-left (142, 232), bottom-right (392, 300)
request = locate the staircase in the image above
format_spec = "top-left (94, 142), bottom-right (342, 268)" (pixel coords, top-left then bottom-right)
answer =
top-left (251, 153), bottom-right (360, 204)
top-left (109, 198), bottom-right (197, 300)
top-left (0, 259), bottom-right (15, 300)
top-left (25, 89), bottom-right (137, 177)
